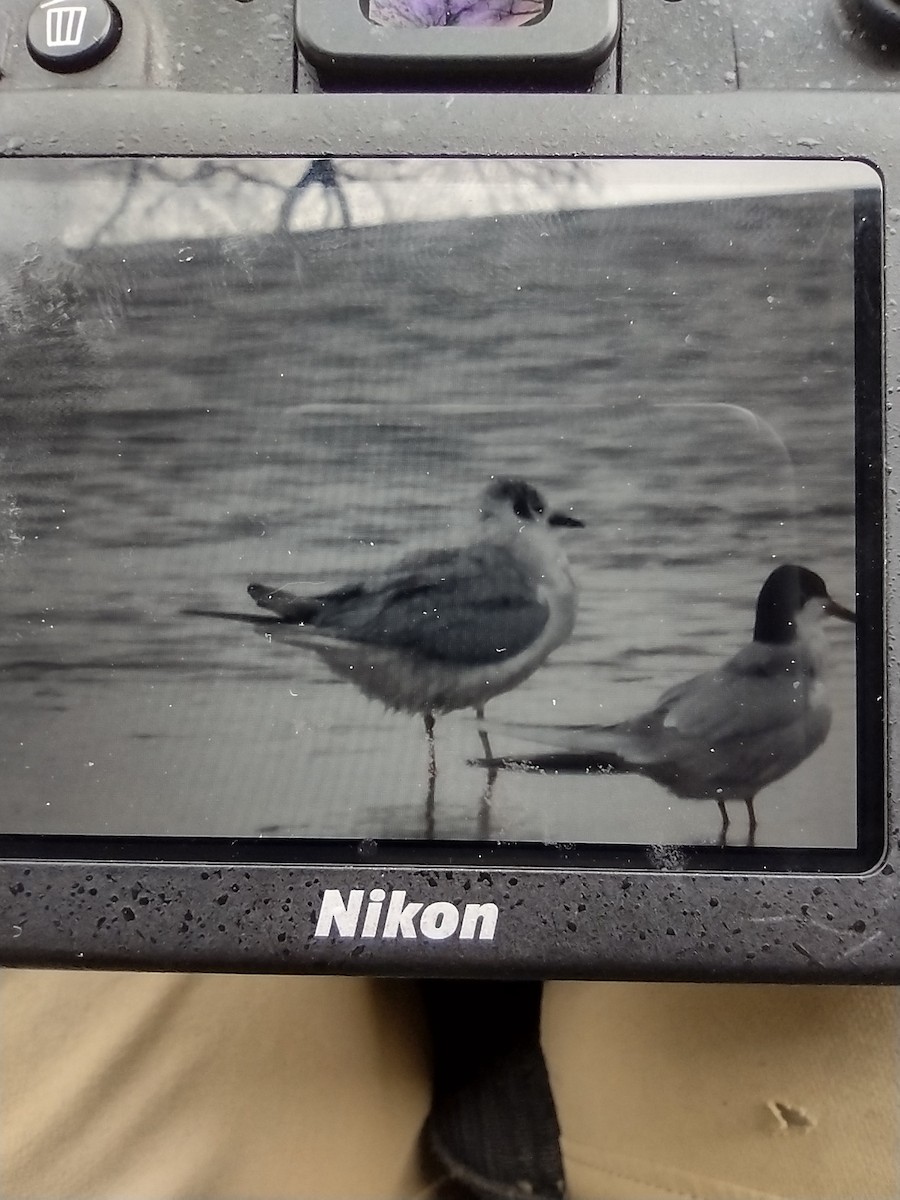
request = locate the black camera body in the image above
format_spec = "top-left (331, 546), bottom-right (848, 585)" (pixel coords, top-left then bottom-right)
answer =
top-left (0, 0), bottom-right (897, 980)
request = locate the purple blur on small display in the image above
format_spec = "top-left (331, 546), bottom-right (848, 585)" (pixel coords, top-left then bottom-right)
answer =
top-left (364, 0), bottom-right (548, 28)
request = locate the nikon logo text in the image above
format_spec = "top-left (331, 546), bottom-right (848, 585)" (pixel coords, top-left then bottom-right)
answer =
top-left (314, 888), bottom-right (499, 941)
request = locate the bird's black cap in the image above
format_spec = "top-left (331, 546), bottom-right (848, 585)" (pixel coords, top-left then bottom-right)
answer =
top-left (753, 564), bottom-right (855, 644)
top-left (483, 478), bottom-right (584, 526)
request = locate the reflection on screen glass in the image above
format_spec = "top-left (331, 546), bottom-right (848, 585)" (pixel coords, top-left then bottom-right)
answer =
top-left (363, 0), bottom-right (549, 28)
top-left (0, 156), bottom-right (880, 862)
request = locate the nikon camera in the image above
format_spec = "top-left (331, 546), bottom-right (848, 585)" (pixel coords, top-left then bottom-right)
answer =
top-left (0, 0), bottom-right (897, 980)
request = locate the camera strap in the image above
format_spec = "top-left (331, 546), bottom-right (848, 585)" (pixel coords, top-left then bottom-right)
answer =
top-left (419, 980), bottom-right (566, 1200)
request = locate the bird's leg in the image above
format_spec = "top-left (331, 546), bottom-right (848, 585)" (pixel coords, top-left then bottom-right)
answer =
top-left (716, 799), bottom-right (730, 849)
top-left (425, 710), bottom-right (436, 774)
top-left (424, 711), bottom-right (436, 840)
top-left (475, 705), bottom-right (494, 762)
top-left (477, 770), bottom-right (496, 839)
top-left (745, 796), bottom-right (758, 848)
top-left (473, 707), bottom-right (496, 838)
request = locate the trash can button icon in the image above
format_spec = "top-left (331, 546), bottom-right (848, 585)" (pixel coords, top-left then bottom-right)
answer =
top-left (27, 0), bottom-right (122, 73)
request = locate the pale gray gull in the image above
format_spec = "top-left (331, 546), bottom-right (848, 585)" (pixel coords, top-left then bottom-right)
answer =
top-left (186, 477), bottom-right (584, 801)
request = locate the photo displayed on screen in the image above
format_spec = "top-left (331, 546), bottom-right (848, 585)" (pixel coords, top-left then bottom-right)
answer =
top-left (0, 156), bottom-right (879, 856)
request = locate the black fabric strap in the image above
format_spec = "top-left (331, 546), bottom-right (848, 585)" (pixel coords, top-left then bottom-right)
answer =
top-left (419, 980), bottom-right (566, 1200)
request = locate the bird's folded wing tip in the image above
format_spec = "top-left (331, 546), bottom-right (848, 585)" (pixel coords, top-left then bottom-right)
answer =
top-left (469, 756), bottom-right (547, 773)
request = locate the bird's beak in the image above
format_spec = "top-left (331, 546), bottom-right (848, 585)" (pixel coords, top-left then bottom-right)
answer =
top-left (825, 597), bottom-right (856, 623)
top-left (548, 512), bottom-right (585, 528)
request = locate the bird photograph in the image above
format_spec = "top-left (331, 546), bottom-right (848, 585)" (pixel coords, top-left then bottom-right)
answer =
top-left (0, 155), bottom-right (869, 853)
top-left (185, 478), bottom-right (583, 831)
top-left (479, 565), bottom-right (856, 848)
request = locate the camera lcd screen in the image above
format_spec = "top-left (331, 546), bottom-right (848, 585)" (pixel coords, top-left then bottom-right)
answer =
top-left (0, 156), bottom-right (883, 870)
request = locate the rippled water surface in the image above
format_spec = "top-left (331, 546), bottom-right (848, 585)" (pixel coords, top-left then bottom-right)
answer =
top-left (0, 182), bottom-right (863, 849)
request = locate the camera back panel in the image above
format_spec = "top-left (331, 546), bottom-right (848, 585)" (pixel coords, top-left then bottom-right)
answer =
top-left (0, 3), bottom-right (898, 979)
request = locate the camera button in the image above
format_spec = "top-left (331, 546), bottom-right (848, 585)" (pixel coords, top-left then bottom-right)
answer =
top-left (26, 0), bottom-right (123, 74)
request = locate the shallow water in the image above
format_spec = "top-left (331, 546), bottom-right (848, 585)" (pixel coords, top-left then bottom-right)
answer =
top-left (0, 183), bottom-right (861, 849)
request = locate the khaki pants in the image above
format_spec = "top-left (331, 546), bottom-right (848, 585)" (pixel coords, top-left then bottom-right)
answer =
top-left (1, 971), bottom-right (897, 1199)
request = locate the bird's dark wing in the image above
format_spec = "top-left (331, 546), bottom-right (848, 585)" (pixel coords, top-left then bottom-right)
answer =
top-left (276, 541), bottom-right (550, 666)
top-left (183, 607), bottom-right (282, 628)
top-left (644, 643), bottom-right (812, 746)
top-left (475, 751), bottom-right (620, 774)
top-left (248, 582), bottom-right (359, 623)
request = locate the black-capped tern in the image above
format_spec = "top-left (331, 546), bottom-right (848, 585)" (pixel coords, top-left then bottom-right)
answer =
top-left (481, 564), bottom-right (855, 847)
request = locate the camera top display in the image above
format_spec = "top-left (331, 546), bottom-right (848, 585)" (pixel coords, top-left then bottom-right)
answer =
top-left (0, 2), bottom-right (897, 980)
